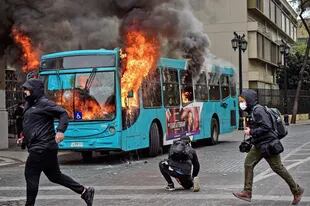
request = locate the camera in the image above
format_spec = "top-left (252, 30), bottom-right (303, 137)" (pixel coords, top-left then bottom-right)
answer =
top-left (239, 139), bottom-right (252, 153)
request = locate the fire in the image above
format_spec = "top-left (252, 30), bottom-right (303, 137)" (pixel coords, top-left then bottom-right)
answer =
top-left (11, 27), bottom-right (40, 72)
top-left (182, 91), bottom-right (190, 104)
top-left (120, 30), bottom-right (160, 107)
top-left (54, 90), bottom-right (115, 120)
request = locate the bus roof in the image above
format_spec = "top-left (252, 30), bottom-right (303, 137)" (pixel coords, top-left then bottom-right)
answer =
top-left (41, 49), bottom-right (118, 59)
top-left (158, 57), bottom-right (187, 70)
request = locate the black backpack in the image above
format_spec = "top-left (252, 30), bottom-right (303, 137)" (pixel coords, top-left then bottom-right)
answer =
top-left (253, 105), bottom-right (288, 139)
top-left (169, 140), bottom-right (191, 162)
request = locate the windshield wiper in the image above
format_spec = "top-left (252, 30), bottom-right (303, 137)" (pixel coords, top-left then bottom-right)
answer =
top-left (84, 68), bottom-right (97, 91)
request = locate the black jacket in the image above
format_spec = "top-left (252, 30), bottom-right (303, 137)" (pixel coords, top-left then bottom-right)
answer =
top-left (168, 145), bottom-right (200, 177)
top-left (240, 89), bottom-right (276, 146)
top-left (22, 79), bottom-right (68, 153)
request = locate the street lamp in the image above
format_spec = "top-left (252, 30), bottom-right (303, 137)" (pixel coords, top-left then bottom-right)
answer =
top-left (279, 40), bottom-right (290, 126)
top-left (231, 32), bottom-right (247, 130)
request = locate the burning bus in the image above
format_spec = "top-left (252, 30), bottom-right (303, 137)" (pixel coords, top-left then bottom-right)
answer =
top-left (38, 47), bottom-right (239, 161)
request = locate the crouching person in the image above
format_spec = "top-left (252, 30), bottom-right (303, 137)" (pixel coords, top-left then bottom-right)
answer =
top-left (159, 136), bottom-right (200, 191)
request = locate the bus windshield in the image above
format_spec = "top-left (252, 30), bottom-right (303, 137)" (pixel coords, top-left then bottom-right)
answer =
top-left (42, 71), bottom-right (116, 121)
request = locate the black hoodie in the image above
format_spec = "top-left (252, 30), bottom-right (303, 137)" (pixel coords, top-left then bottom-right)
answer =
top-left (240, 89), bottom-right (276, 146)
top-left (22, 79), bottom-right (68, 152)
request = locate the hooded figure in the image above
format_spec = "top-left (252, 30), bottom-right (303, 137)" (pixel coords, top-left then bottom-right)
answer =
top-left (233, 89), bottom-right (304, 205)
top-left (21, 78), bottom-right (95, 206)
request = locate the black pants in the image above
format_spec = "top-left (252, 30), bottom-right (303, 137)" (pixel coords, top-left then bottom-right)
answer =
top-left (25, 150), bottom-right (85, 206)
top-left (159, 160), bottom-right (193, 189)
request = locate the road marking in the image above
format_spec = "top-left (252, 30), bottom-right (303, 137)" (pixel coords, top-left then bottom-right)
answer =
top-left (0, 157), bottom-right (18, 167)
top-left (0, 194), bottom-right (309, 202)
top-left (254, 141), bottom-right (310, 183)
top-left (0, 184), bottom-right (242, 191)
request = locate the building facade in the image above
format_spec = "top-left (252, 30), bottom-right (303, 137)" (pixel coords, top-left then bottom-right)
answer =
top-left (193, 0), bottom-right (297, 89)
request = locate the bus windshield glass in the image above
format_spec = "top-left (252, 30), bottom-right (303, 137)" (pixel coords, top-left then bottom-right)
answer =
top-left (41, 55), bottom-right (115, 70)
top-left (42, 71), bottom-right (115, 121)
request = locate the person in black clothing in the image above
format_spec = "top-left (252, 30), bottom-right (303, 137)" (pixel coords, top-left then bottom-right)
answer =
top-left (22, 79), bottom-right (95, 206)
top-left (159, 136), bottom-right (200, 191)
top-left (233, 89), bottom-right (304, 205)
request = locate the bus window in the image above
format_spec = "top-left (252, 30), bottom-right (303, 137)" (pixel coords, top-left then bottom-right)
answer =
top-left (194, 71), bottom-right (208, 101)
top-left (142, 69), bottom-right (162, 108)
top-left (162, 68), bottom-right (180, 107)
top-left (221, 75), bottom-right (230, 99)
top-left (229, 76), bottom-right (237, 97)
top-left (208, 73), bottom-right (220, 100)
top-left (180, 70), bottom-right (193, 105)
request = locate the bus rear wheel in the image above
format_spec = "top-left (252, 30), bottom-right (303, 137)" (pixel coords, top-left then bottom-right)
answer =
top-left (148, 122), bottom-right (161, 157)
top-left (208, 118), bottom-right (219, 145)
top-left (81, 151), bottom-right (93, 162)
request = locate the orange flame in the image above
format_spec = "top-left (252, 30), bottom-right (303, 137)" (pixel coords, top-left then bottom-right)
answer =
top-left (54, 90), bottom-right (115, 120)
top-left (182, 91), bottom-right (191, 104)
top-left (12, 27), bottom-right (40, 72)
top-left (120, 30), bottom-right (160, 107)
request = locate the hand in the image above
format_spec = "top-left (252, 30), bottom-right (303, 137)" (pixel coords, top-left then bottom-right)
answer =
top-left (16, 137), bottom-right (23, 145)
top-left (244, 127), bottom-right (251, 136)
top-left (55, 132), bottom-right (65, 143)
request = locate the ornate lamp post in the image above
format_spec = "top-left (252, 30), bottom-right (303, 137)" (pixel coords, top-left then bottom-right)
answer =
top-left (232, 32), bottom-right (247, 130)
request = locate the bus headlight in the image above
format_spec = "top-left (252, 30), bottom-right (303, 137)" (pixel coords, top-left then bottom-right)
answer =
top-left (108, 126), bottom-right (115, 134)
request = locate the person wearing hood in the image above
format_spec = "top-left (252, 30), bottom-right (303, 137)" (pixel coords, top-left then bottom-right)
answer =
top-left (22, 78), bottom-right (95, 206)
top-left (233, 89), bottom-right (304, 205)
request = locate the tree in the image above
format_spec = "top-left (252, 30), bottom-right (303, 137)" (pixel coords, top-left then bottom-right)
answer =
top-left (290, 0), bottom-right (310, 124)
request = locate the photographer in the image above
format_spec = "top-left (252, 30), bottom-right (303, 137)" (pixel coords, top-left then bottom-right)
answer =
top-left (233, 89), bottom-right (304, 205)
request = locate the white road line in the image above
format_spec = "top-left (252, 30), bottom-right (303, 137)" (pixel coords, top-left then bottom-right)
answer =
top-left (0, 157), bottom-right (17, 167)
top-left (0, 184), bottom-right (242, 191)
top-left (0, 194), bottom-right (309, 202)
top-left (254, 141), bottom-right (310, 183)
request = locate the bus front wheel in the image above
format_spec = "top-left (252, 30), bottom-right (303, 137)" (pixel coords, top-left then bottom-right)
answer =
top-left (209, 118), bottom-right (219, 145)
top-left (81, 151), bottom-right (93, 162)
top-left (148, 122), bottom-right (161, 157)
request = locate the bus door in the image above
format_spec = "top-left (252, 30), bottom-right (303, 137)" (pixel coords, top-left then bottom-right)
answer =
top-left (219, 74), bottom-right (231, 132)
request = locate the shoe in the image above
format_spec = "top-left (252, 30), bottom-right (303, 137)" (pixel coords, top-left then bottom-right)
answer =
top-left (232, 190), bottom-right (252, 202)
top-left (193, 177), bottom-right (200, 192)
top-left (81, 187), bottom-right (95, 206)
top-left (292, 187), bottom-right (304, 205)
top-left (165, 184), bottom-right (175, 191)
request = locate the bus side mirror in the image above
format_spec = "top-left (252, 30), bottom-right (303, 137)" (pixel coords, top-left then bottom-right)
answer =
top-left (127, 90), bottom-right (134, 98)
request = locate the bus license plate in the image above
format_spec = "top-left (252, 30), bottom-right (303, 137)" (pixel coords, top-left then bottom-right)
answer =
top-left (70, 142), bottom-right (83, 148)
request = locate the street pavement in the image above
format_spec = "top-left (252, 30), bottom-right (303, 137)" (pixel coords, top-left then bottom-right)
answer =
top-left (0, 123), bottom-right (310, 206)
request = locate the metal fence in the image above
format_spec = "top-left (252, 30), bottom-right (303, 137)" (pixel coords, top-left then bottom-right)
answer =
top-left (256, 89), bottom-right (310, 115)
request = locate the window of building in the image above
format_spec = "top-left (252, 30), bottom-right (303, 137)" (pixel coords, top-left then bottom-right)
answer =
top-left (194, 71), bottom-right (208, 101)
top-left (257, 0), bottom-right (263, 11)
top-left (264, 0), bottom-right (270, 18)
top-left (271, 43), bottom-right (277, 64)
top-left (276, 7), bottom-right (282, 27)
top-left (142, 69), bottom-right (162, 108)
top-left (270, 1), bottom-right (276, 23)
top-left (162, 68), bottom-right (180, 107)
top-left (180, 70), bottom-right (194, 106)
top-left (264, 39), bottom-right (271, 62)
top-left (220, 75), bottom-right (230, 99)
top-left (281, 13), bottom-right (285, 31)
top-left (286, 17), bottom-right (290, 34)
top-left (257, 33), bottom-right (264, 59)
top-left (208, 72), bottom-right (220, 101)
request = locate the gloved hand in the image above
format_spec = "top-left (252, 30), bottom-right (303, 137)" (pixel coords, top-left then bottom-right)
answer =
top-left (193, 176), bottom-right (200, 192)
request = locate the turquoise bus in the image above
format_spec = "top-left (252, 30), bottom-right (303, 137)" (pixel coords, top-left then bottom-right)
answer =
top-left (39, 48), bottom-right (239, 160)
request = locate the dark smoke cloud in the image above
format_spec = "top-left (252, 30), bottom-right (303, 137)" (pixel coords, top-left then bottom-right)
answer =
top-left (0, 0), bottom-right (210, 77)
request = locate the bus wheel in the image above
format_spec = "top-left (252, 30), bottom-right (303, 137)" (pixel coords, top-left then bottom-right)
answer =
top-left (81, 151), bottom-right (93, 162)
top-left (209, 118), bottom-right (219, 145)
top-left (148, 122), bottom-right (161, 157)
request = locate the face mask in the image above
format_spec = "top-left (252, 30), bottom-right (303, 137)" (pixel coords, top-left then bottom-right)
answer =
top-left (239, 102), bottom-right (247, 111)
top-left (23, 90), bottom-right (31, 101)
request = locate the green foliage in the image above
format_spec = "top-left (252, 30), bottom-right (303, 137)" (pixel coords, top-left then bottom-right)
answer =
top-left (292, 42), bottom-right (307, 54)
top-left (277, 53), bottom-right (310, 90)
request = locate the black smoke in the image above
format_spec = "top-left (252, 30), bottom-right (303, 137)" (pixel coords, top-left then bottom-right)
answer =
top-left (0, 0), bottom-right (209, 77)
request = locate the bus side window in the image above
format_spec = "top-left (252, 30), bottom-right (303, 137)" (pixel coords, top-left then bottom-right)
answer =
top-left (221, 75), bottom-right (230, 99)
top-left (162, 68), bottom-right (180, 107)
top-left (142, 69), bottom-right (162, 108)
top-left (229, 76), bottom-right (237, 97)
top-left (180, 70), bottom-right (193, 105)
top-left (208, 73), bottom-right (220, 100)
top-left (194, 71), bottom-right (208, 101)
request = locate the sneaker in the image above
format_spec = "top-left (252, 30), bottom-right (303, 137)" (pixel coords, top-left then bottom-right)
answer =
top-left (232, 190), bottom-right (252, 202)
top-left (81, 187), bottom-right (95, 206)
top-left (165, 184), bottom-right (175, 191)
top-left (292, 187), bottom-right (304, 205)
top-left (193, 177), bottom-right (200, 192)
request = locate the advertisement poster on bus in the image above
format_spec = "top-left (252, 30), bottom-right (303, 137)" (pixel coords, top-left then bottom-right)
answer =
top-left (165, 105), bottom-right (200, 143)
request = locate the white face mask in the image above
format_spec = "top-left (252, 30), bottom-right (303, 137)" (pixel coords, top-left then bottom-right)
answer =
top-left (239, 102), bottom-right (247, 110)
